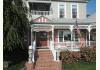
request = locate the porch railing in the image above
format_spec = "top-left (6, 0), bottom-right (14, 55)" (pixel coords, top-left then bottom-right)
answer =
top-left (54, 41), bottom-right (96, 51)
top-left (30, 10), bottom-right (53, 16)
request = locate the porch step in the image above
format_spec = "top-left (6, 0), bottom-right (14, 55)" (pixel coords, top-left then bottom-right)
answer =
top-left (36, 46), bottom-right (49, 49)
top-left (33, 50), bottom-right (61, 70)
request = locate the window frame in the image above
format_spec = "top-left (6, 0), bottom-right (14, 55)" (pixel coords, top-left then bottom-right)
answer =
top-left (58, 30), bottom-right (71, 43)
top-left (71, 3), bottom-right (79, 18)
top-left (58, 3), bottom-right (66, 18)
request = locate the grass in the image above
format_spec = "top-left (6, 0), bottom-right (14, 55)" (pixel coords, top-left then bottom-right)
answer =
top-left (62, 61), bottom-right (96, 70)
top-left (4, 61), bottom-right (96, 70)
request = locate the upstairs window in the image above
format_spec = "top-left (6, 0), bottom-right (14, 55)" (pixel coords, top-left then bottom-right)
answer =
top-left (72, 4), bottom-right (77, 18)
top-left (59, 4), bottom-right (65, 18)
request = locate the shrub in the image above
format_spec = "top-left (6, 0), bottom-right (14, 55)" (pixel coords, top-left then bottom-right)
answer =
top-left (80, 47), bottom-right (96, 62)
top-left (60, 51), bottom-right (79, 64)
top-left (60, 47), bottom-right (96, 64)
top-left (71, 52), bottom-right (81, 61)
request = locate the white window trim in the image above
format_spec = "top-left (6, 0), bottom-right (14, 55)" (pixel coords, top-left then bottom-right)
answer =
top-left (58, 2), bottom-right (66, 18)
top-left (58, 2), bottom-right (59, 18)
top-left (58, 30), bottom-right (72, 43)
top-left (71, 3), bottom-right (79, 18)
top-left (65, 3), bottom-right (67, 18)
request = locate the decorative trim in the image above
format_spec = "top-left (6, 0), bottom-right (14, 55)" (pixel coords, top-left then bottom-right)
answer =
top-left (58, 2), bottom-right (59, 18)
top-left (65, 3), bottom-right (67, 18)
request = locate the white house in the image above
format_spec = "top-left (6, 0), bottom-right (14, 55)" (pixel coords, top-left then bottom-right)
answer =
top-left (24, 0), bottom-right (96, 70)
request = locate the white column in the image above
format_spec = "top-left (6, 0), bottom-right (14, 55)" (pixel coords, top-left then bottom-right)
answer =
top-left (31, 29), bottom-right (36, 62)
top-left (88, 26), bottom-right (91, 47)
top-left (28, 45), bottom-right (33, 63)
top-left (31, 29), bottom-right (33, 46)
top-left (31, 29), bottom-right (35, 62)
top-left (70, 26), bottom-right (73, 51)
top-left (51, 25), bottom-right (57, 61)
top-left (52, 25), bottom-right (54, 49)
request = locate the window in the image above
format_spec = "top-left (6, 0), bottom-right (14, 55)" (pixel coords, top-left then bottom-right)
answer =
top-left (72, 4), bottom-right (77, 18)
top-left (59, 31), bottom-right (63, 42)
top-left (59, 4), bottom-right (65, 18)
top-left (58, 30), bottom-right (71, 42)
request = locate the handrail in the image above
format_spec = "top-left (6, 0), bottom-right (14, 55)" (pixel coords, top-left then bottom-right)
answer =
top-left (54, 41), bottom-right (96, 50)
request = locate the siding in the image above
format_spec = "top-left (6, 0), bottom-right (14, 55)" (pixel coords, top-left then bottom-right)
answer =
top-left (78, 3), bottom-right (87, 19)
top-left (29, 1), bottom-right (87, 20)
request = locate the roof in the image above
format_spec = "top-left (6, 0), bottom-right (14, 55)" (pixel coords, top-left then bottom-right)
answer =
top-left (30, 13), bottom-right (96, 26)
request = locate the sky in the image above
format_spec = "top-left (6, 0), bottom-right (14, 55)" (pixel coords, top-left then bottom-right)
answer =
top-left (87, 0), bottom-right (96, 15)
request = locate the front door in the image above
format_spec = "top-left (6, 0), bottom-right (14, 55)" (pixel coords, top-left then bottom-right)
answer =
top-left (36, 31), bottom-right (48, 48)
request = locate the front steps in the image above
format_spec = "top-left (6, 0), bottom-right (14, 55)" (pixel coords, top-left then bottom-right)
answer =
top-left (25, 49), bottom-right (62, 70)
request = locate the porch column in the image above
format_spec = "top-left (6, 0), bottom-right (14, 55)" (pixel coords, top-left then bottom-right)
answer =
top-left (31, 29), bottom-right (33, 46)
top-left (70, 26), bottom-right (73, 51)
top-left (52, 25), bottom-right (54, 49)
top-left (52, 25), bottom-right (56, 61)
top-left (88, 26), bottom-right (91, 47)
top-left (31, 29), bottom-right (36, 62)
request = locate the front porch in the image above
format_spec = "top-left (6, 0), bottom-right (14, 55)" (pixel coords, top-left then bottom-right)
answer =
top-left (29, 24), bottom-right (96, 62)
top-left (31, 25), bottom-right (96, 50)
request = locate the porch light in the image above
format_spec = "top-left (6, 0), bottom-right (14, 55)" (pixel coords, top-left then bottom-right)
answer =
top-left (28, 45), bottom-right (33, 63)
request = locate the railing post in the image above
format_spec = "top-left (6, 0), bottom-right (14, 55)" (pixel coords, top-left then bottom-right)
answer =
top-left (28, 45), bottom-right (33, 63)
top-left (32, 40), bottom-right (36, 62)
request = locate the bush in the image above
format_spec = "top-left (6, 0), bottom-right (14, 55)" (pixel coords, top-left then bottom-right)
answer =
top-left (60, 51), bottom-right (80, 64)
top-left (80, 47), bottom-right (96, 62)
top-left (71, 52), bottom-right (81, 61)
top-left (60, 47), bottom-right (96, 64)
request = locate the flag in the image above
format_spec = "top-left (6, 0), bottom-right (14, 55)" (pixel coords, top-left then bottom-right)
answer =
top-left (75, 19), bottom-right (81, 37)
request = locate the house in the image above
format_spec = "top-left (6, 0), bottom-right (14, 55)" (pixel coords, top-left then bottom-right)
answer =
top-left (24, 0), bottom-right (96, 70)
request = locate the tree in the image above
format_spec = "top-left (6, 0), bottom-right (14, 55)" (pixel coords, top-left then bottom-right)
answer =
top-left (3, 0), bottom-right (30, 51)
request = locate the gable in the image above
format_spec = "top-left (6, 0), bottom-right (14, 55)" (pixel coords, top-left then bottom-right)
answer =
top-left (33, 16), bottom-right (49, 23)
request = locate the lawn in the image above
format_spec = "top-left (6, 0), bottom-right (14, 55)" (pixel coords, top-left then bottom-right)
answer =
top-left (4, 61), bottom-right (96, 70)
top-left (62, 61), bottom-right (96, 70)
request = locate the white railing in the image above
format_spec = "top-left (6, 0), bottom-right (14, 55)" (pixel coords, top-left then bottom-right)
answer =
top-left (30, 10), bottom-right (53, 16)
top-left (32, 41), bottom-right (36, 62)
top-left (50, 41), bottom-right (57, 61)
top-left (32, 41), bottom-right (36, 50)
top-left (54, 41), bottom-right (96, 51)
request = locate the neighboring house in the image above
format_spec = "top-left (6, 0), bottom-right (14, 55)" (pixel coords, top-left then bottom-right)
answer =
top-left (24, 0), bottom-right (96, 70)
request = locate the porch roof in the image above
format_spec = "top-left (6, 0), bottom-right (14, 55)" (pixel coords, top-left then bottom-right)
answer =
top-left (31, 18), bottom-right (95, 25)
